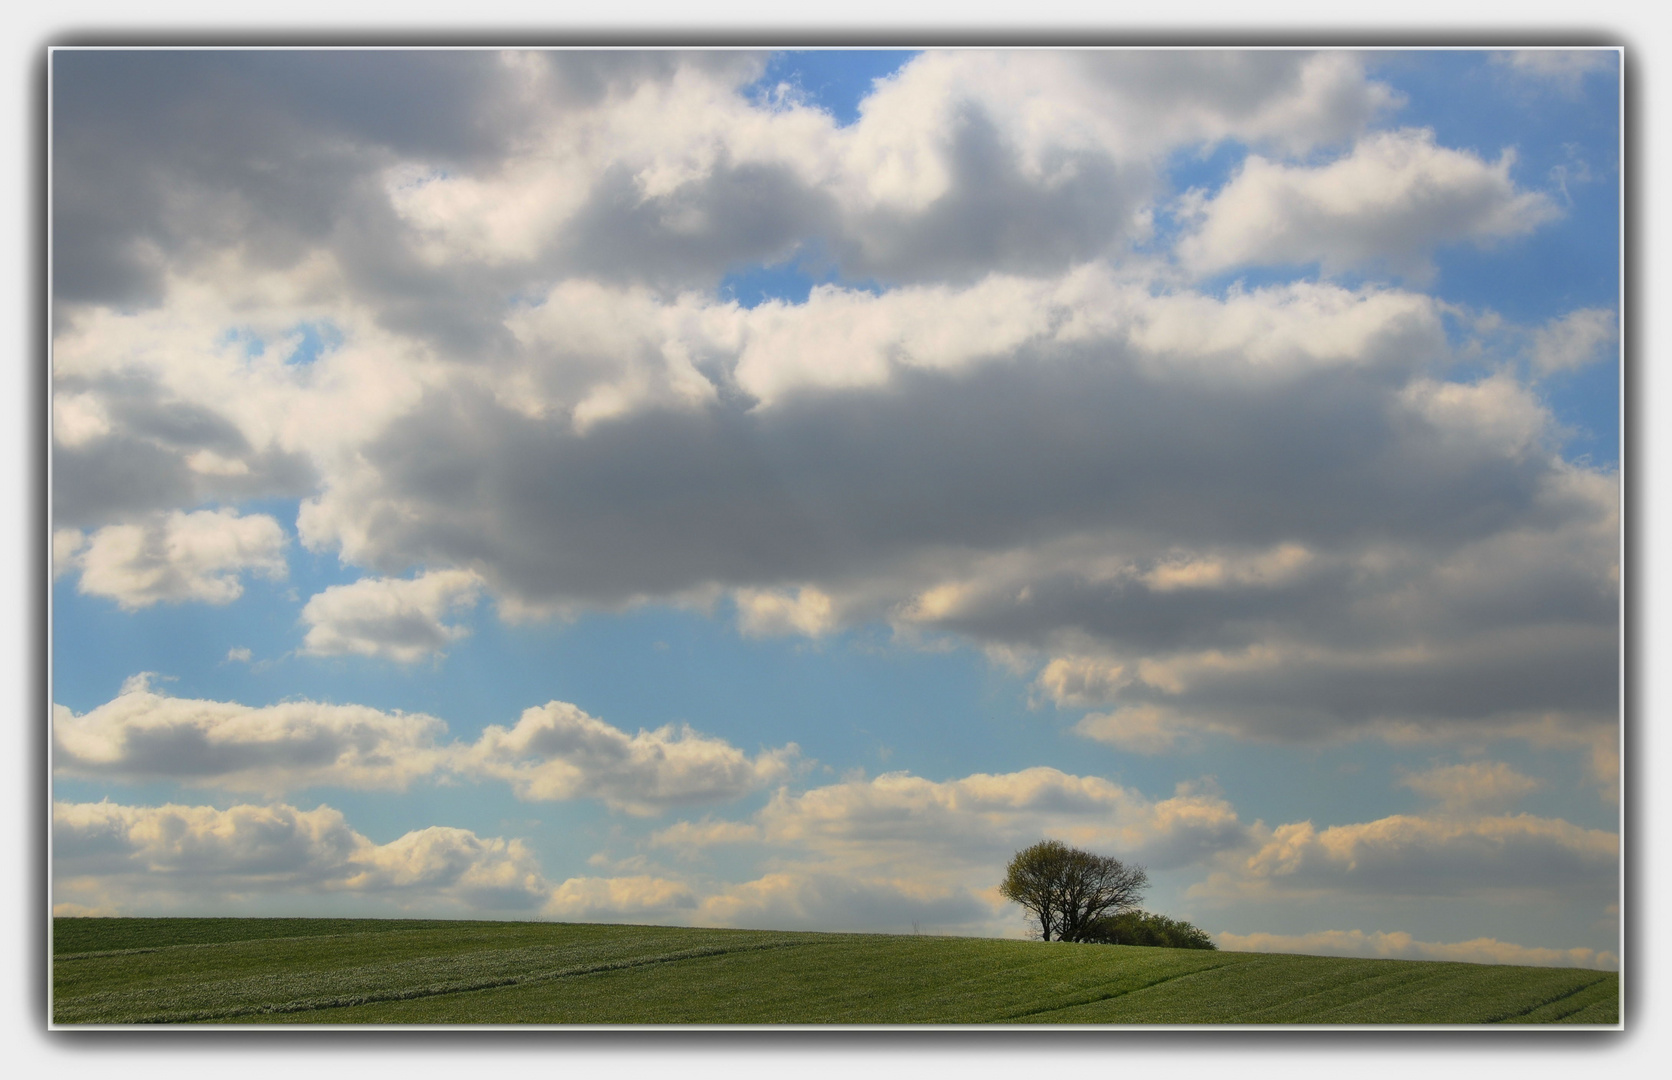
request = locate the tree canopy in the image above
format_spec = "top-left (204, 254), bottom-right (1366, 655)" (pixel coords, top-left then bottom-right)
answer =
top-left (998, 839), bottom-right (1149, 943)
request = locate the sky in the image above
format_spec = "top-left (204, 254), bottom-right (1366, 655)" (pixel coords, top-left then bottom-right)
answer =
top-left (49, 47), bottom-right (1621, 971)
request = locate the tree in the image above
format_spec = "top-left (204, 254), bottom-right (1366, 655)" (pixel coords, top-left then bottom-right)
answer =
top-left (998, 840), bottom-right (1149, 943)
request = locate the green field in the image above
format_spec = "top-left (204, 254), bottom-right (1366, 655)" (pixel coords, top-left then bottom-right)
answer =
top-left (51, 917), bottom-right (1618, 1025)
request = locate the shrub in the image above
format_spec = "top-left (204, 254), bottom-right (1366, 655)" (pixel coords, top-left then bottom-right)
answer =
top-left (1081, 910), bottom-right (1217, 950)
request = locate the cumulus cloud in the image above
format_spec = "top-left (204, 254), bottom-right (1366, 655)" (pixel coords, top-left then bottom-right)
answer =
top-left (374, 50), bottom-right (1392, 288)
top-left (460, 700), bottom-right (798, 816)
top-left (1178, 128), bottom-right (1560, 277)
top-left (695, 872), bottom-right (991, 934)
top-left (1398, 761), bottom-right (1543, 814)
top-left (734, 586), bottom-right (838, 638)
top-left (53, 675), bottom-right (449, 794)
top-left (1530, 307), bottom-right (1616, 374)
top-left (52, 371), bottom-right (317, 531)
top-left (67, 508), bottom-right (287, 608)
top-left (50, 49), bottom-right (1616, 794)
top-left (53, 800), bottom-right (552, 914)
top-left (777, 769), bottom-right (1245, 871)
top-left (1196, 811), bottom-right (1617, 902)
top-left (1216, 928), bottom-right (1617, 970)
top-left (54, 680), bottom-right (796, 817)
top-left (1494, 50), bottom-right (1616, 97)
top-left (544, 874), bottom-right (699, 921)
top-left (300, 569), bottom-right (483, 662)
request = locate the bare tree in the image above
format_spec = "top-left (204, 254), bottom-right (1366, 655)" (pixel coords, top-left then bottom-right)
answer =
top-left (999, 840), bottom-right (1149, 942)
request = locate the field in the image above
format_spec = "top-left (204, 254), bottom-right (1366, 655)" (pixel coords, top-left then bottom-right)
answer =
top-left (51, 917), bottom-right (1618, 1025)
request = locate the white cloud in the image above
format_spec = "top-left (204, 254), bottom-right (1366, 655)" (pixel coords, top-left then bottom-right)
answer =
top-left (1074, 704), bottom-right (1202, 755)
top-left (53, 800), bottom-right (553, 914)
top-left (70, 509), bottom-right (287, 608)
top-left (659, 766), bottom-right (1252, 877)
top-left (1179, 128), bottom-right (1560, 277)
top-left (52, 528), bottom-right (86, 579)
top-left (544, 875), bottom-right (699, 920)
top-left (1398, 761), bottom-right (1543, 814)
top-left (300, 569), bottom-right (482, 663)
top-left (1495, 50), bottom-right (1615, 97)
top-left (1216, 928), bottom-right (1617, 970)
top-left (1197, 811), bottom-right (1617, 902)
top-left (374, 51), bottom-right (1392, 285)
top-left (53, 392), bottom-right (111, 447)
top-left (693, 871), bottom-right (990, 934)
top-left (53, 677), bottom-right (450, 794)
top-left (460, 700), bottom-right (798, 815)
top-left (734, 585), bottom-right (838, 637)
top-left (55, 679), bottom-right (801, 817)
top-left (1530, 307), bottom-right (1616, 374)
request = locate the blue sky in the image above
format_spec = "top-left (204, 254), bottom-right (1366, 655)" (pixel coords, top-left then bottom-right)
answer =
top-left (51, 48), bottom-right (1620, 968)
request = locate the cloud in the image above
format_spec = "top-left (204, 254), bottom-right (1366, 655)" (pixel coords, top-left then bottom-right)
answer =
top-left (1215, 928), bottom-right (1617, 970)
top-left (1196, 811), bottom-right (1617, 902)
top-left (53, 371), bottom-right (318, 531)
top-left (53, 675), bottom-right (449, 794)
top-left (52, 49), bottom-right (1392, 352)
top-left (50, 50), bottom-right (1616, 769)
top-left (1398, 761), bottom-right (1543, 814)
top-left (374, 50), bottom-right (1392, 288)
top-left (67, 509), bottom-right (287, 608)
top-left (1530, 308), bottom-right (1616, 374)
top-left (55, 680), bottom-right (796, 816)
top-left (1178, 128), bottom-right (1560, 277)
top-left (658, 767), bottom-right (1253, 876)
top-left (53, 528), bottom-right (86, 578)
top-left (53, 799), bottom-right (552, 914)
top-left (694, 871), bottom-right (992, 934)
top-left (300, 569), bottom-right (483, 662)
top-left (1494, 50), bottom-right (1616, 97)
top-left (293, 273), bottom-right (1461, 611)
top-left (734, 585), bottom-right (838, 638)
top-left (460, 700), bottom-right (798, 816)
top-left (544, 875), bottom-right (699, 921)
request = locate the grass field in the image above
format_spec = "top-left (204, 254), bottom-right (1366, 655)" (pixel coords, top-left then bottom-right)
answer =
top-left (51, 917), bottom-right (1619, 1025)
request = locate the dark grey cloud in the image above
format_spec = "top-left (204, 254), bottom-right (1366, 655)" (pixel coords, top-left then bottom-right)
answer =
top-left (833, 104), bottom-right (1153, 284)
top-left (51, 50), bottom-right (535, 305)
top-left (335, 338), bottom-right (1553, 604)
top-left (555, 159), bottom-right (840, 290)
top-left (53, 373), bottom-right (315, 528)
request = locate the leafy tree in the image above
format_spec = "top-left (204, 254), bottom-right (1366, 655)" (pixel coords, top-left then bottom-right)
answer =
top-left (1081, 910), bottom-right (1218, 950)
top-left (998, 840), bottom-right (1149, 942)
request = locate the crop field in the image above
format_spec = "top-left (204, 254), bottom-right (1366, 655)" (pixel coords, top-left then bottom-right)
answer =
top-left (51, 917), bottom-right (1618, 1025)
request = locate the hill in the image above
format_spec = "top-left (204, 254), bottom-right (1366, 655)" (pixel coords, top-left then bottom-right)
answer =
top-left (51, 917), bottom-right (1618, 1025)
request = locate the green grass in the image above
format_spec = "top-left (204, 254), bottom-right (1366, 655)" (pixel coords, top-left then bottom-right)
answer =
top-left (51, 917), bottom-right (1618, 1025)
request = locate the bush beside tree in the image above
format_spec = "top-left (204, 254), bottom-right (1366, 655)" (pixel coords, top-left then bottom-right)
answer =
top-left (1081, 910), bottom-right (1218, 950)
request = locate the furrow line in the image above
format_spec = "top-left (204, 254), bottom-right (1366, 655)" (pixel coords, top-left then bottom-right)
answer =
top-left (1484, 976), bottom-right (1611, 1024)
top-left (104, 941), bottom-right (815, 1024)
top-left (991, 962), bottom-right (1233, 1022)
